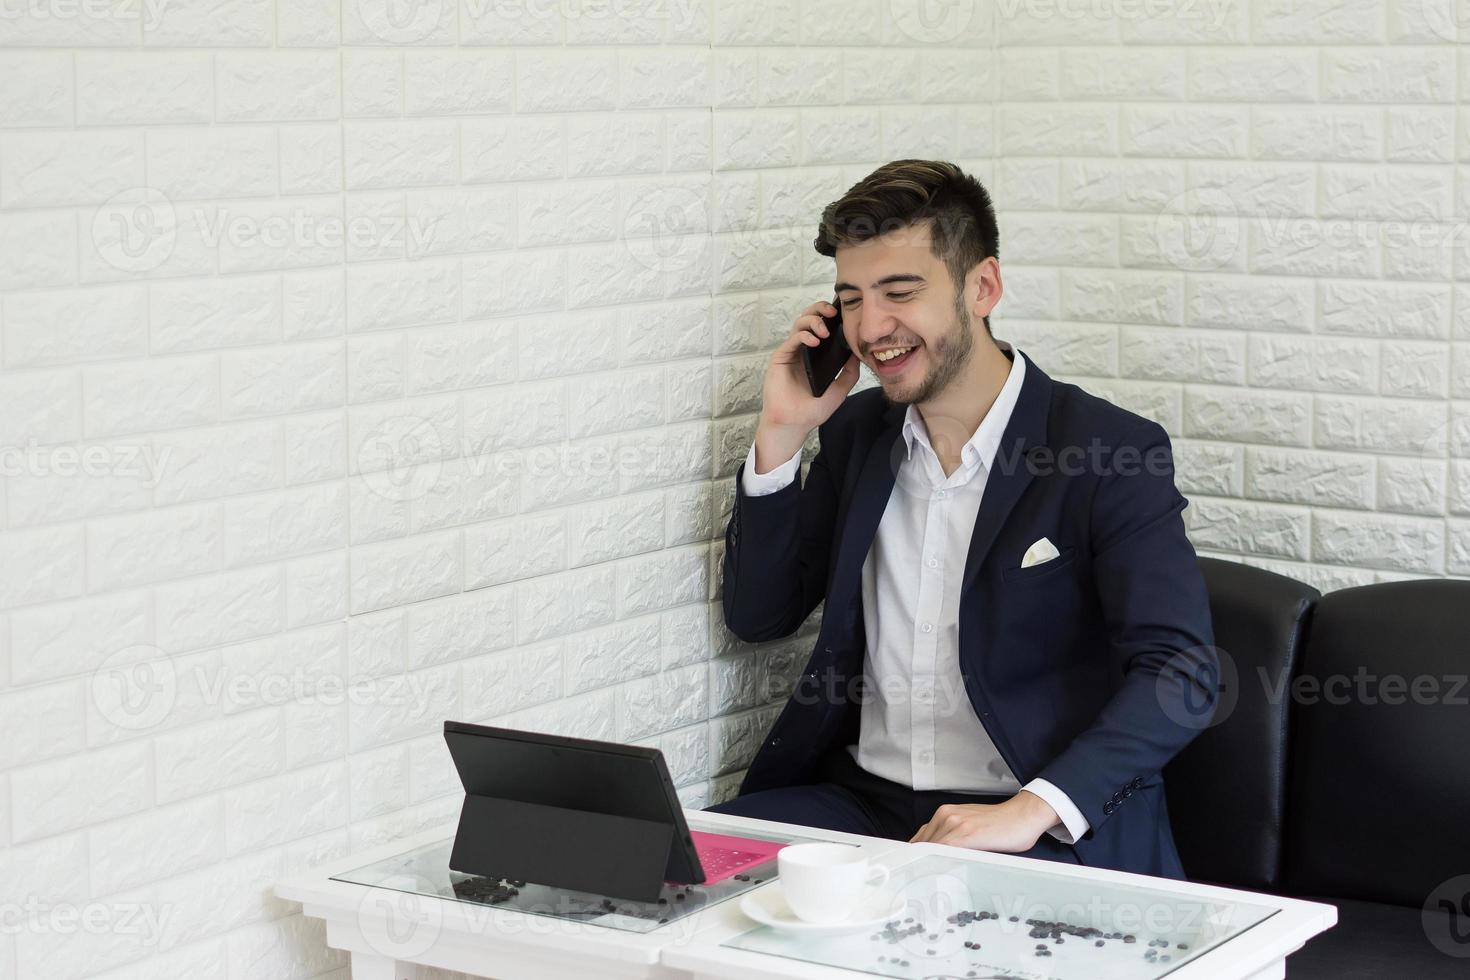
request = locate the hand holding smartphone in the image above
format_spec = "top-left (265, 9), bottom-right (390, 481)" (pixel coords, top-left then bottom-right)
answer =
top-left (800, 293), bottom-right (851, 398)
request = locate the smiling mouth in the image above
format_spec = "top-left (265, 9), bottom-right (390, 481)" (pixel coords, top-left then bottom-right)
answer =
top-left (873, 345), bottom-right (919, 374)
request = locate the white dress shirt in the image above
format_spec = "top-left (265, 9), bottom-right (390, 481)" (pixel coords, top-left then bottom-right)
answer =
top-left (740, 343), bottom-right (1089, 844)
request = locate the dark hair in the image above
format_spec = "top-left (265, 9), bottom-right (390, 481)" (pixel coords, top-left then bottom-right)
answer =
top-left (813, 160), bottom-right (1000, 335)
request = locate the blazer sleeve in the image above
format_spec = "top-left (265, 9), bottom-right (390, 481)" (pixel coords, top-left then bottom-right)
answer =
top-left (1033, 418), bottom-right (1220, 836)
top-left (721, 423), bottom-right (843, 643)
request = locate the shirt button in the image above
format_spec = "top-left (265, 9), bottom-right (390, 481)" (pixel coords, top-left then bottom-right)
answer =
top-left (935, 490), bottom-right (947, 499)
top-left (921, 622), bottom-right (933, 633)
top-left (926, 557), bottom-right (937, 568)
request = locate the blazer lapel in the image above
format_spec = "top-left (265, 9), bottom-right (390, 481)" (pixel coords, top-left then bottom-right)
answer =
top-left (961, 350), bottom-right (1053, 594)
top-left (825, 402), bottom-right (906, 613)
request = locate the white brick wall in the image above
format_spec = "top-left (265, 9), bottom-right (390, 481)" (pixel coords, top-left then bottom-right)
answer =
top-left (2, 3), bottom-right (1467, 978)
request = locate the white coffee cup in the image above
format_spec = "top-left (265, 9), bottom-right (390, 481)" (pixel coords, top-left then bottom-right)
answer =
top-left (776, 842), bottom-right (891, 924)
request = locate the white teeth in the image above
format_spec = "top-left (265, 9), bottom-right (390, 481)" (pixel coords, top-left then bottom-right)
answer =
top-left (875, 346), bottom-right (914, 362)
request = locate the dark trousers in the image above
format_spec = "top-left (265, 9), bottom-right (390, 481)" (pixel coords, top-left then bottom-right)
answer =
top-left (704, 744), bottom-right (1081, 866)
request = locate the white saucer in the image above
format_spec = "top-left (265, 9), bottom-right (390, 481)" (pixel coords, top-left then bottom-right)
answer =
top-left (739, 884), bottom-right (904, 935)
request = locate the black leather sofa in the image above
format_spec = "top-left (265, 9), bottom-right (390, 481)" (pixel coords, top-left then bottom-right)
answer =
top-left (1165, 558), bottom-right (1470, 976)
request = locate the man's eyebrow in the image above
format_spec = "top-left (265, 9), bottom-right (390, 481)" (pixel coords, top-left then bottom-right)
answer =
top-left (834, 274), bottom-right (926, 293)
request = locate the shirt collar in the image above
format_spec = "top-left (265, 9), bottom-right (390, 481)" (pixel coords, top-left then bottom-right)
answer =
top-left (900, 340), bottom-right (1027, 474)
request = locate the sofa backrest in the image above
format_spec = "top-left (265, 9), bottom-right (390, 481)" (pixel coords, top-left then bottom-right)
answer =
top-left (1164, 557), bottom-right (1318, 891)
top-left (1282, 579), bottom-right (1470, 907)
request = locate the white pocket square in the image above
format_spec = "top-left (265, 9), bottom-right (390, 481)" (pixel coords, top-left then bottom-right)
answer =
top-left (1020, 536), bottom-right (1061, 568)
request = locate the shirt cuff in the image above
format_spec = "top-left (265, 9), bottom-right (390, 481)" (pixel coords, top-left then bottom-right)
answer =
top-left (1022, 778), bottom-right (1090, 845)
top-left (741, 439), bottom-right (802, 497)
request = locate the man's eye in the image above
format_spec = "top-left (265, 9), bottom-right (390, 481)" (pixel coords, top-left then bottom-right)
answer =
top-left (842, 292), bottom-right (913, 307)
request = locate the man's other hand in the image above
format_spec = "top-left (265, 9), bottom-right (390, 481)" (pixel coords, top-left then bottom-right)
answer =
top-left (908, 790), bottom-right (1060, 852)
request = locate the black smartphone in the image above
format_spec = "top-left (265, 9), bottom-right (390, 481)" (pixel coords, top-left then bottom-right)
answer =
top-left (801, 294), bottom-right (851, 398)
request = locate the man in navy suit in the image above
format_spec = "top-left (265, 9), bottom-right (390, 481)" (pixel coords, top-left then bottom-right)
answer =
top-left (705, 161), bottom-right (1218, 880)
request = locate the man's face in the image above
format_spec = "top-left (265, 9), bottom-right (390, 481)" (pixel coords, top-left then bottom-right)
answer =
top-left (833, 222), bottom-right (977, 406)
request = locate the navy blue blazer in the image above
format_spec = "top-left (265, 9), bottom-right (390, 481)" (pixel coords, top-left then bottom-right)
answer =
top-left (720, 348), bottom-right (1219, 880)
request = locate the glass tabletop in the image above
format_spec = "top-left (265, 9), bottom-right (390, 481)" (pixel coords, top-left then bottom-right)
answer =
top-left (723, 852), bottom-right (1280, 978)
top-left (330, 818), bottom-right (832, 934)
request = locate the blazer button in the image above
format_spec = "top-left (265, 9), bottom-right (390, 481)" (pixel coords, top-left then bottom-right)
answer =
top-left (1103, 801), bottom-right (1116, 815)
top-left (1123, 788), bottom-right (1133, 798)
top-left (1132, 777), bottom-right (1144, 789)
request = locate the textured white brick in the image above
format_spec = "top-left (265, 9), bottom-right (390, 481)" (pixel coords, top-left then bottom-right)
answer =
top-left (1321, 47), bottom-right (1455, 103)
top-left (1377, 457), bottom-right (1446, 515)
top-left (76, 52), bottom-right (212, 125)
top-left (215, 52), bottom-right (340, 122)
top-left (1248, 335), bottom-right (1378, 394)
top-left (342, 49), bottom-right (402, 117)
top-left (1184, 386), bottom-right (1311, 445)
top-left (88, 797), bottom-right (224, 895)
top-left (0, 679), bottom-right (86, 769)
top-left (464, 513), bottom-right (566, 589)
top-left (515, 565), bottom-right (616, 643)
top-left (405, 51), bottom-right (514, 115)
top-left (1315, 395), bottom-right (1448, 456)
top-left (1246, 447), bottom-right (1376, 510)
top-left (1381, 341), bottom-right (1450, 398)
top-left (345, 120), bottom-right (458, 190)
top-left (156, 565), bottom-right (282, 654)
top-left (350, 531), bottom-right (461, 615)
top-left (1320, 280), bottom-right (1450, 339)
top-left (565, 616), bottom-right (662, 695)
top-left (1122, 326), bottom-right (1244, 385)
top-left (144, 0), bottom-right (273, 45)
top-left (146, 127), bottom-right (278, 202)
top-left (0, 130), bottom-right (143, 209)
top-left (83, 354), bottom-right (218, 438)
top-left (4, 285), bottom-right (148, 368)
top-left (155, 710), bottom-right (282, 804)
top-left (12, 741), bottom-right (151, 840)
top-left (225, 762), bottom-right (346, 855)
top-left (1252, 107), bottom-right (1382, 162)
top-left (9, 591), bottom-right (151, 686)
top-left (405, 587), bottom-right (515, 670)
top-left (150, 421), bottom-right (282, 505)
top-left (1255, 0), bottom-right (1385, 44)
top-left (462, 116), bottom-right (566, 183)
top-left (1173, 441), bottom-right (1244, 498)
top-left (0, 524), bottom-right (86, 610)
top-left (1185, 498), bottom-right (1310, 559)
top-left (1313, 509), bottom-right (1445, 573)
top-left (1060, 269), bottom-right (1183, 325)
top-left (87, 504), bottom-right (221, 592)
